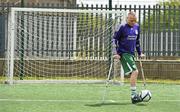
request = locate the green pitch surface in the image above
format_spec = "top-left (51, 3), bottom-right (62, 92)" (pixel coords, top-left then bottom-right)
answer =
top-left (0, 83), bottom-right (180, 112)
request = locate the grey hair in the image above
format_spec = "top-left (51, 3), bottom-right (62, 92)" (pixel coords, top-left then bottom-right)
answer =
top-left (128, 11), bottom-right (136, 18)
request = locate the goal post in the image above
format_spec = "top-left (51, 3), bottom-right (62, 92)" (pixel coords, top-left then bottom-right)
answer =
top-left (6, 9), bottom-right (16, 85)
top-left (6, 7), bottom-right (126, 84)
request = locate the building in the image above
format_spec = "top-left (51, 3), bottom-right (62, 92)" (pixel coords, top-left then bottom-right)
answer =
top-left (0, 0), bottom-right (76, 7)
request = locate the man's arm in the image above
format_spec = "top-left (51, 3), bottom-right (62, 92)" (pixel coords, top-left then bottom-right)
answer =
top-left (112, 39), bottom-right (117, 55)
top-left (112, 24), bottom-right (123, 59)
top-left (136, 26), bottom-right (142, 56)
top-left (136, 26), bottom-right (145, 58)
top-left (112, 24), bottom-right (123, 55)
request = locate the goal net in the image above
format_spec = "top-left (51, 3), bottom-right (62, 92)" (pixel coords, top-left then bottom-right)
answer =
top-left (6, 7), bottom-right (126, 84)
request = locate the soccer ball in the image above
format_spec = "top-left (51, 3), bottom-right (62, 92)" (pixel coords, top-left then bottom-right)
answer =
top-left (139, 90), bottom-right (152, 102)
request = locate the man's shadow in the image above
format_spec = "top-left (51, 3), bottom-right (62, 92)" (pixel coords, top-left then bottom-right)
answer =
top-left (85, 101), bottom-right (147, 107)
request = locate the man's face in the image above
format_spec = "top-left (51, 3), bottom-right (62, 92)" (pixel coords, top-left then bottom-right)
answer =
top-left (127, 15), bottom-right (137, 27)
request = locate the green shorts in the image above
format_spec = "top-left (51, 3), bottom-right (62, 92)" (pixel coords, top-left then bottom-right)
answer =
top-left (120, 53), bottom-right (137, 75)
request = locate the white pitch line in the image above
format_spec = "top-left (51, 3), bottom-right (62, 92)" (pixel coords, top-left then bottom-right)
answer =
top-left (151, 100), bottom-right (180, 102)
top-left (0, 99), bottom-right (99, 102)
top-left (109, 100), bottom-right (116, 102)
top-left (0, 99), bottom-right (180, 102)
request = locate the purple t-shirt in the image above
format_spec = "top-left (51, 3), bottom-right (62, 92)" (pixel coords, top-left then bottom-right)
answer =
top-left (112, 23), bottom-right (141, 56)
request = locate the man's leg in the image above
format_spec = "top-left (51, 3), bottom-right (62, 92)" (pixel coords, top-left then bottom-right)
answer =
top-left (130, 70), bottom-right (138, 97)
top-left (120, 53), bottom-right (142, 104)
top-left (130, 70), bottom-right (142, 104)
top-left (120, 54), bottom-right (139, 97)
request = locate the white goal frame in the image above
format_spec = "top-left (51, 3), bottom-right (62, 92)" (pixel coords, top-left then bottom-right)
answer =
top-left (7, 7), bottom-right (125, 84)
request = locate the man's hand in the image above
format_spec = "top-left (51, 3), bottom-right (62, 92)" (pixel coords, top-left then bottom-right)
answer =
top-left (113, 54), bottom-right (121, 59)
top-left (139, 53), bottom-right (145, 59)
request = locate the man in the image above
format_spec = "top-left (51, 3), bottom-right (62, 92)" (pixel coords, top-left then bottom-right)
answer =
top-left (112, 11), bottom-right (145, 104)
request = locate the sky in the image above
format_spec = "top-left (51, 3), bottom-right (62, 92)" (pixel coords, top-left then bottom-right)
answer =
top-left (77, 0), bottom-right (169, 6)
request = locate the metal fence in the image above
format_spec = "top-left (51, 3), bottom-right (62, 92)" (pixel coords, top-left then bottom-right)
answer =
top-left (0, 3), bottom-right (180, 81)
top-left (0, 3), bottom-right (180, 59)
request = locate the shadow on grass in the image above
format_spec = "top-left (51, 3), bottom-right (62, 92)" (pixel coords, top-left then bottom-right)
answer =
top-left (135, 103), bottom-right (148, 106)
top-left (85, 102), bottom-right (148, 107)
top-left (85, 102), bottom-right (131, 107)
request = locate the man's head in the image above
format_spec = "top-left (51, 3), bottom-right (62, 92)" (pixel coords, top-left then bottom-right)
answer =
top-left (127, 11), bottom-right (137, 27)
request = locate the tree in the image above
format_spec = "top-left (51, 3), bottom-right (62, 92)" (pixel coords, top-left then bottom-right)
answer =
top-left (142, 0), bottom-right (180, 31)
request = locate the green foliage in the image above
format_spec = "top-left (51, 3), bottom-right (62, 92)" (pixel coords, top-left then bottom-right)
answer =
top-left (142, 1), bottom-right (180, 31)
top-left (160, 0), bottom-right (180, 6)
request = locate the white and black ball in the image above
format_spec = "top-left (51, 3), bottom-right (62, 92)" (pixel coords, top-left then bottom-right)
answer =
top-left (139, 90), bottom-right (152, 102)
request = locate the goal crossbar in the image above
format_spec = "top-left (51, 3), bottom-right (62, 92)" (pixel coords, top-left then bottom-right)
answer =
top-left (11, 7), bottom-right (124, 14)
